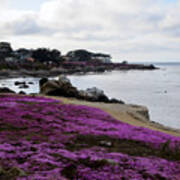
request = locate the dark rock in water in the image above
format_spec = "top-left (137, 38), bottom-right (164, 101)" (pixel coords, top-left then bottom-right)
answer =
top-left (19, 84), bottom-right (29, 89)
top-left (28, 82), bottom-right (34, 85)
top-left (0, 87), bottom-right (15, 94)
top-left (149, 64), bottom-right (156, 69)
top-left (14, 81), bottom-right (26, 86)
top-left (19, 91), bottom-right (26, 95)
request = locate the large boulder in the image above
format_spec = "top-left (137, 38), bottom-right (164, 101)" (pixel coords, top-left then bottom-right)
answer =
top-left (86, 87), bottom-right (104, 97)
top-left (79, 87), bottom-right (109, 102)
top-left (58, 75), bottom-right (71, 84)
top-left (39, 78), bottom-right (48, 87)
top-left (40, 80), bottom-right (60, 94)
top-left (40, 75), bottom-right (79, 98)
top-left (79, 87), bottom-right (124, 103)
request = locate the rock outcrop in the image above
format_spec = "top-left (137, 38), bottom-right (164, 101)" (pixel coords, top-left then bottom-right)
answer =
top-left (39, 76), bottom-right (124, 104)
top-left (79, 87), bottom-right (108, 101)
top-left (40, 75), bottom-right (79, 98)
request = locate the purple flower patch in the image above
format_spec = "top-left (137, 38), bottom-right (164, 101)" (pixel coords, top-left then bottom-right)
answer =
top-left (0, 94), bottom-right (179, 179)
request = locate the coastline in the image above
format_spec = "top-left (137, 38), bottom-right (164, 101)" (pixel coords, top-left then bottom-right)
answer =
top-left (0, 62), bottom-right (158, 79)
top-left (1, 69), bottom-right (180, 136)
top-left (48, 96), bottom-right (180, 137)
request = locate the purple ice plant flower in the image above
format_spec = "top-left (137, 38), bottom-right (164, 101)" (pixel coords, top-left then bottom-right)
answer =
top-left (0, 94), bottom-right (179, 179)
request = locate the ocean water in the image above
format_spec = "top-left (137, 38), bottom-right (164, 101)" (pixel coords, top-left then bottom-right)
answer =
top-left (68, 63), bottom-right (180, 129)
top-left (0, 62), bottom-right (179, 129)
top-left (0, 77), bottom-right (41, 94)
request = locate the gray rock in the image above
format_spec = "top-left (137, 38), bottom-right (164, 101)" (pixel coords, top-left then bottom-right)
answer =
top-left (14, 81), bottom-right (26, 86)
top-left (28, 82), bottom-right (34, 85)
top-left (58, 75), bottom-right (71, 84)
top-left (19, 84), bottom-right (29, 89)
top-left (40, 80), bottom-right (60, 94)
top-left (40, 76), bottom-right (79, 98)
top-left (39, 76), bottom-right (124, 104)
top-left (83, 87), bottom-right (109, 102)
top-left (86, 87), bottom-right (105, 98)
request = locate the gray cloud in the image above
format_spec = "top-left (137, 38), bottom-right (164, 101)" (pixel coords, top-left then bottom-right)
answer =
top-left (1, 0), bottom-right (180, 61)
top-left (12, 17), bottom-right (43, 35)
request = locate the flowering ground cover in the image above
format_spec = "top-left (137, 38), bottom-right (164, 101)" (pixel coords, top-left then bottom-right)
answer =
top-left (0, 94), bottom-right (179, 180)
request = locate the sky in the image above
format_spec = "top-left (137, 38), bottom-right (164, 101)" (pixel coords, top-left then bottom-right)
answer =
top-left (0, 0), bottom-right (180, 62)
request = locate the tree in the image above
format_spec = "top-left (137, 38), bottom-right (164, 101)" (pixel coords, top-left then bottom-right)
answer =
top-left (32, 48), bottom-right (61, 63)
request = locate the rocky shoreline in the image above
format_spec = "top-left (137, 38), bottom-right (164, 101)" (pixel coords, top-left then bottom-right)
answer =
top-left (39, 75), bottom-right (125, 104)
top-left (0, 74), bottom-right (180, 136)
top-left (0, 42), bottom-right (158, 80)
top-left (0, 62), bottom-right (158, 80)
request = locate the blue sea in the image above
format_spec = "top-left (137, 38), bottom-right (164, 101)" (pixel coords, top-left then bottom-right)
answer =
top-left (0, 62), bottom-right (180, 129)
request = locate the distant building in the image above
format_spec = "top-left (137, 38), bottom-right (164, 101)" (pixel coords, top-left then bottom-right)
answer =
top-left (14, 48), bottom-right (33, 61)
top-left (91, 54), bottom-right (111, 63)
top-left (26, 57), bottom-right (35, 62)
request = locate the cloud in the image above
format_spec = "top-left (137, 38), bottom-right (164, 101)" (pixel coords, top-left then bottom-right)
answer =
top-left (7, 14), bottom-right (54, 36)
top-left (0, 0), bottom-right (180, 61)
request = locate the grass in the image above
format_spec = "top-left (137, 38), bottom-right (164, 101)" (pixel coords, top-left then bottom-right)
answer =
top-left (66, 134), bottom-right (180, 161)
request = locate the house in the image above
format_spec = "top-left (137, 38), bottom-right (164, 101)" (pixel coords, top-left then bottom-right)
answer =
top-left (14, 48), bottom-right (33, 61)
top-left (91, 53), bottom-right (112, 63)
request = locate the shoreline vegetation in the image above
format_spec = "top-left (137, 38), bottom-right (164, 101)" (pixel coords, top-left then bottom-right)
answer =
top-left (0, 61), bottom-right (158, 80)
top-left (0, 42), bottom-right (158, 79)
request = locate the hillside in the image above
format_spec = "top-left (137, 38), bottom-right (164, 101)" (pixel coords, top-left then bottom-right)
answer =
top-left (0, 94), bottom-right (179, 179)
